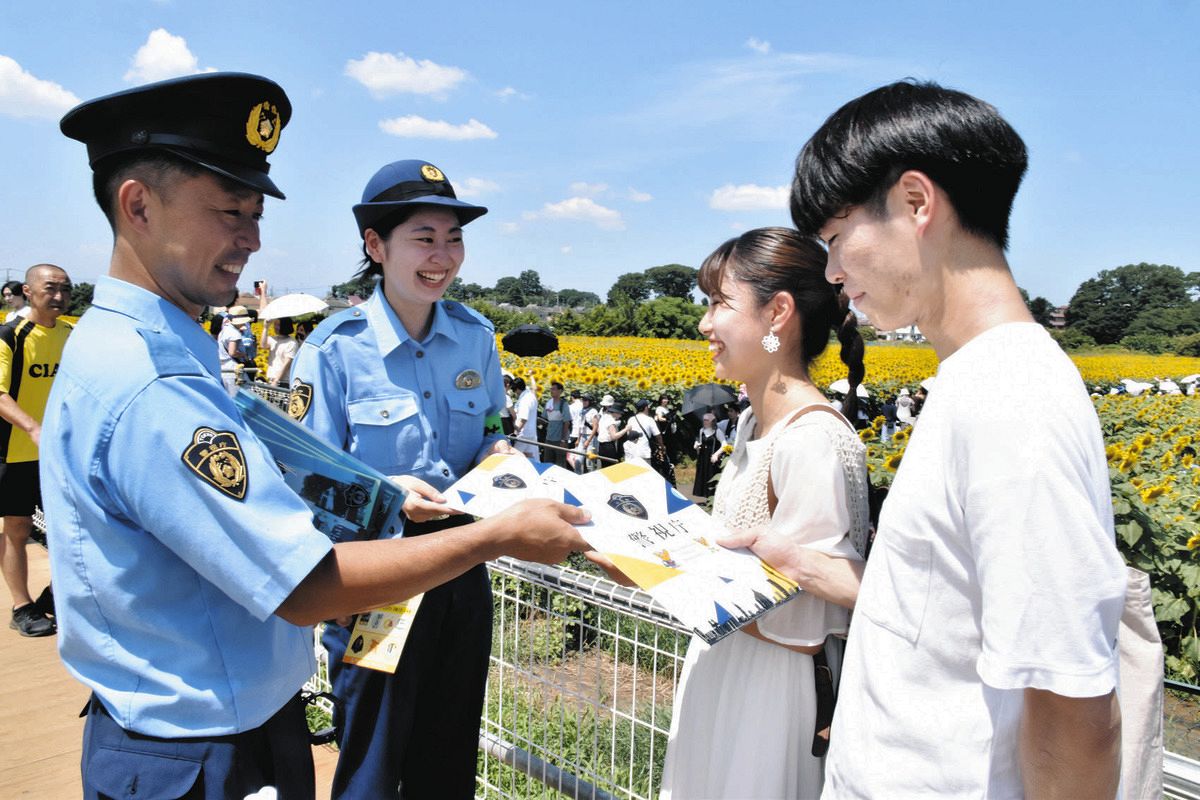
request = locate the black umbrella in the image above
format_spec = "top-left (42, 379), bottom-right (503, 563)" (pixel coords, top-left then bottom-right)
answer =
top-left (681, 382), bottom-right (737, 416)
top-left (501, 324), bottom-right (559, 357)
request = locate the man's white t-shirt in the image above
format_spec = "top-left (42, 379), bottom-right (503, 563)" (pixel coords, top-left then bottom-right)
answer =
top-left (217, 322), bottom-right (242, 372)
top-left (824, 323), bottom-right (1126, 799)
top-left (514, 389), bottom-right (538, 443)
top-left (626, 412), bottom-right (660, 460)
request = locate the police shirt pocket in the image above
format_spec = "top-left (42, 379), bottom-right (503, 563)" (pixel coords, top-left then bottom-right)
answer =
top-left (347, 394), bottom-right (421, 471)
top-left (859, 533), bottom-right (933, 646)
top-left (446, 388), bottom-right (489, 466)
top-left (86, 746), bottom-right (202, 799)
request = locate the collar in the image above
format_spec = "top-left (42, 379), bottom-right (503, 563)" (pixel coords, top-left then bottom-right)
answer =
top-left (366, 290), bottom-right (453, 358)
top-left (92, 276), bottom-right (221, 379)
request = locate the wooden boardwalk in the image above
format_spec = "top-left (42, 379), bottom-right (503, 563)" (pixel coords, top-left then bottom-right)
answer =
top-left (0, 542), bottom-right (338, 798)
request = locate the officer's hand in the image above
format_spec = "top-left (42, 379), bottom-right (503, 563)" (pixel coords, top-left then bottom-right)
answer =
top-left (490, 438), bottom-right (516, 456)
top-left (389, 475), bottom-right (462, 523)
top-left (491, 499), bottom-right (590, 564)
top-left (584, 551), bottom-right (637, 587)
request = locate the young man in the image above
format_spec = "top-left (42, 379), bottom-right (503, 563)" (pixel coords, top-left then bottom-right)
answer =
top-left (736, 81), bottom-right (1127, 797)
top-left (47, 72), bottom-right (589, 799)
top-left (0, 263), bottom-right (72, 636)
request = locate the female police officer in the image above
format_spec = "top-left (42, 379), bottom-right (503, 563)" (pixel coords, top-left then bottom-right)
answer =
top-left (290, 160), bottom-right (510, 799)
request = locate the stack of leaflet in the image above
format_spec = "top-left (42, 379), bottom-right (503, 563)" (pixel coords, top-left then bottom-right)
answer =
top-left (234, 389), bottom-right (407, 543)
top-left (443, 454), bottom-right (801, 644)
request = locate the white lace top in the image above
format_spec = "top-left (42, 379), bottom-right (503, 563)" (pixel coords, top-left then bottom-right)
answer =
top-left (713, 404), bottom-right (869, 646)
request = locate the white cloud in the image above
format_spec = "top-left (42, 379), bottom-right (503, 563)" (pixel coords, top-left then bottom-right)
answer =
top-left (746, 37), bottom-right (771, 54)
top-left (456, 177), bottom-right (500, 197)
top-left (560, 245), bottom-right (572, 255)
top-left (495, 86), bottom-right (530, 101)
top-left (628, 187), bottom-right (653, 203)
top-left (524, 197), bottom-right (625, 231)
top-left (378, 115), bottom-right (497, 141)
top-left (345, 52), bottom-right (467, 98)
top-left (124, 28), bottom-right (213, 84)
top-left (709, 183), bottom-right (789, 211)
top-left (0, 56), bottom-right (79, 120)
top-left (568, 181), bottom-right (608, 197)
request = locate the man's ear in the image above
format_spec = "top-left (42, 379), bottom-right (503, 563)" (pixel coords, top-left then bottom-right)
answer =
top-left (116, 178), bottom-right (154, 234)
top-left (893, 170), bottom-right (938, 236)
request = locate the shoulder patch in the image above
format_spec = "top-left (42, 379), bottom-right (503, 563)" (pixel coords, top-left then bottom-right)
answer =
top-left (181, 427), bottom-right (248, 500)
top-left (288, 379), bottom-right (313, 421)
top-left (136, 328), bottom-right (204, 378)
top-left (442, 301), bottom-right (495, 332)
top-left (302, 306), bottom-right (368, 349)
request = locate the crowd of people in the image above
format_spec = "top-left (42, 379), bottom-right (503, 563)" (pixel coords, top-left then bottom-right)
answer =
top-left (4, 68), bottom-right (1155, 800)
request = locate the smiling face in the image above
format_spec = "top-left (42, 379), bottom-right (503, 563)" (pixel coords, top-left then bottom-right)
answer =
top-left (697, 273), bottom-right (771, 383)
top-left (24, 266), bottom-right (71, 323)
top-left (143, 171), bottom-right (263, 316)
top-left (369, 207), bottom-right (464, 315)
top-left (818, 198), bottom-right (922, 333)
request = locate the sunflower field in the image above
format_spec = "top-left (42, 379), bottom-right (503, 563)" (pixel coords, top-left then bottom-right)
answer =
top-left (497, 335), bottom-right (1200, 680)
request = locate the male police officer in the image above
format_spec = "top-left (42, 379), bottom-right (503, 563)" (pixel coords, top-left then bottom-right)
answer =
top-left (0, 263), bottom-right (72, 636)
top-left (46, 72), bottom-right (589, 799)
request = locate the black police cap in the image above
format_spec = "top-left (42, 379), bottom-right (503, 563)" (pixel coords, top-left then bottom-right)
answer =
top-left (60, 72), bottom-right (292, 199)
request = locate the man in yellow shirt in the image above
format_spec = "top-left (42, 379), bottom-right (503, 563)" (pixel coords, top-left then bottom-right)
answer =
top-left (0, 264), bottom-right (72, 636)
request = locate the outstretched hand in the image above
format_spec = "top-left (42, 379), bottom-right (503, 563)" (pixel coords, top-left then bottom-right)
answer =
top-left (491, 499), bottom-right (590, 564)
top-left (389, 475), bottom-right (462, 523)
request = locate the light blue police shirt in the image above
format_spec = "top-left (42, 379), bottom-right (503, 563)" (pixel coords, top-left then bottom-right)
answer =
top-left (40, 277), bottom-right (333, 738)
top-left (289, 290), bottom-right (506, 502)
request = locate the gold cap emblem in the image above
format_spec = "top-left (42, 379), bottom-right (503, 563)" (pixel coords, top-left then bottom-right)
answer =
top-left (245, 101), bottom-right (282, 153)
top-left (420, 164), bottom-right (445, 182)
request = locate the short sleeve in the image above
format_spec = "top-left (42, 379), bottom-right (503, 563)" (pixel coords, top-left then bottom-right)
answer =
top-left (0, 335), bottom-right (11, 394)
top-left (473, 334), bottom-right (507, 463)
top-left (754, 423), bottom-right (862, 647)
top-left (290, 340), bottom-right (351, 450)
top-left (967, 468), bottom-right (1125, 697)
top-left (103, 375), bottom-right (331, 621)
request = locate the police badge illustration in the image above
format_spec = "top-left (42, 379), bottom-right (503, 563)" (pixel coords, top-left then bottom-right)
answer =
top-left (182, 427), bottom-right (248, 500)
top-left (607, 492), bottom-right (648, 519)
top-left (288, 379), bottom-right (313, 421)
top-left (492, 473), bottom-right (527, 489)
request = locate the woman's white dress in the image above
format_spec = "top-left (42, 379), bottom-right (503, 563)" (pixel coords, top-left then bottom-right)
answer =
top-left (659, 405), bottom-right (868, 800)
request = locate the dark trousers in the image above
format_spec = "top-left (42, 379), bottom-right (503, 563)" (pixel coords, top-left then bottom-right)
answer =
top-left (81, 693), bottom-right (314, 800)
top-left (325, 516), bottom-right (493, 800)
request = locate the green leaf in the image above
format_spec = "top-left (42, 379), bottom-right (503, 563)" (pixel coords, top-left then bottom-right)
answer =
top-left (1181, 562), bottom-right (1200, 596)
top-left (1116, 520), bottom-right (1144, 548)
top-left (1154, 589), bottom-right (1190, 624)
top-left (1112, 498), bottom-right (1132, 516)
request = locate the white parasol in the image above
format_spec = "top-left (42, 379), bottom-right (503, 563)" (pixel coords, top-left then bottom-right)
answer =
top-left (828, 378), bottom-right (870, 398)
top-left (258, 293), bottom-right (328, 321)
top-left (920, 376), bottom-right (937, 392)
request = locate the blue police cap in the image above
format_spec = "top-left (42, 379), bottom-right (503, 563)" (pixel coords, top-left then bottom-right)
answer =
top-left (352, 160), bottom-right (487, 237)
top-left (60, 72), bottom-right (291, 199)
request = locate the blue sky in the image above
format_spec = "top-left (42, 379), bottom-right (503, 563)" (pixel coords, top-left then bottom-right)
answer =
top-left (1, 1), bottom-right (1196, 307)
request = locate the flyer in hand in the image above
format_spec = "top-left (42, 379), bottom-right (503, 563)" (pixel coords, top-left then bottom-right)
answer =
top-left (234, 389), bottom-right (407, 544)
top-left (443, 454), bottom-right (800, 644)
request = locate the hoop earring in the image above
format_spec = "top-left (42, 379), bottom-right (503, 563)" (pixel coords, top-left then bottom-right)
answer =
top-left (761, 330), bottom-right (780, 353)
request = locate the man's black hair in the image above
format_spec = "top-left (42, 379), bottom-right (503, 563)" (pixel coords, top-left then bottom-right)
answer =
top-left (790, 80), bottom-right (1028, 250)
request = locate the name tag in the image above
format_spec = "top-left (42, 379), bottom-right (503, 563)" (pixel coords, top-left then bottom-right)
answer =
top-left (341, 595), bottom-right (424, 673)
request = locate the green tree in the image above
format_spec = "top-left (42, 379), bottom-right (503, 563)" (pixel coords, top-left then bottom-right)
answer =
top-left (493, 276), bottom-right (526, 306)
top-left (1123, 304), bottom-right (1200, 338)
top-left (517, 269), bottom-right (544, 300)
top-left (67, 281), bottom-right (95, 316)
top-left (1066, 263), bottom-right (1192, 344)
top-left (1027, 296), bottom-right (1055, 326)
top-left (644, 264), bottom-right (697, 299)
top-left (466, 300), bottom-right (539, 331)
top-left (330, 274), bottom-right (377, 300)
top-left (1050, 327), bottom-right (1097, 351)
top-left (607, 272), bottom-right (650, 305)
top-left (632, 297), bottom-right (704, 339)
top-left (555, 289), bottom-right (601, 309)
top-left (579, 302), bottom-right (635, 336)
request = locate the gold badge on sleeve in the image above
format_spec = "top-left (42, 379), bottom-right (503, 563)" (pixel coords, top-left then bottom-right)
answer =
top-left (182, 427), bottom-right (249, 500)
top-left (288, 380), bottom-right (313, 421)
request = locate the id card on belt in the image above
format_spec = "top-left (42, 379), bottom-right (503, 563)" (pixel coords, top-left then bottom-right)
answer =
top-left (341, 594), bottom-right (424, 673)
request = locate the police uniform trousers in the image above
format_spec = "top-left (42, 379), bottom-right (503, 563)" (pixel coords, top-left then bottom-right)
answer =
top-left (81, 693), bottom-right (314, 800)
top-left (324, 514), bottom-right (492, 800)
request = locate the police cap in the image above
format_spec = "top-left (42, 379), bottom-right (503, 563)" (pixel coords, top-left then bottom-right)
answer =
top-left (60, 72), bottom-right (291, 199)
top-left (353, 160), bottom-right (487, 237)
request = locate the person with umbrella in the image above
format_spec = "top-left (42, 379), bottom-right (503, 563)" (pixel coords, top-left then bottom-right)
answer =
top-left (289, 159), bottom-right (519, 799)
top-left (255, 280), bottom-right (301, 386)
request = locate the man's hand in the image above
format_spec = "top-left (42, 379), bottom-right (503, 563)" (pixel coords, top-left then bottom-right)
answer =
top-left (28, 422), bottom-right (40, 447)
top-left (584, 551), bottom-right (637, 587)
top-left (389, 475), bottom-right (462, 523)
top-left (490, 438), bottom-right (516, 456)
top-left (488, 499), bottom-right (590, 564)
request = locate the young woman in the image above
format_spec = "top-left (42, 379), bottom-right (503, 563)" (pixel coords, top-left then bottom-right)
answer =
top-left (594, 395), bottom-right (627, 465)
top-left (659, 227), bottom-right (870, 799)
top-left (255, 282), bottom-right (299, 387)
top-left (690, 412), bottom-right (725, 498)
top-left (290, 159), bottom-right (512, 799)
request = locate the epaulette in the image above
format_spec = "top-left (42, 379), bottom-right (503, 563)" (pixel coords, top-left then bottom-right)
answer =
top-left (442, 301), bottom-right (495, 332)
top-left (135, 327), bottom-right (205, 378)
top-left (303, 304), bottom-right (369, 349)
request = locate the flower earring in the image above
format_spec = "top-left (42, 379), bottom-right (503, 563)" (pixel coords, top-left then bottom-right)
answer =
top-left (761, 330), bottom-right (780, 353)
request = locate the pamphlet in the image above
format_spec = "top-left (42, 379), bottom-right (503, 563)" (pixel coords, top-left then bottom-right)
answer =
top-left (444, 454), bottom-right (800, 644)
